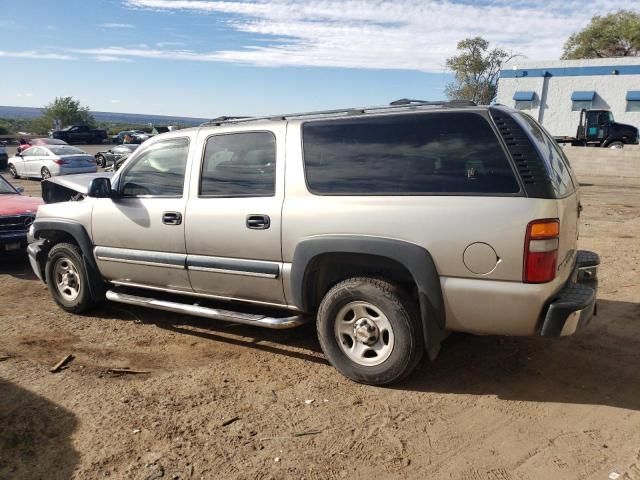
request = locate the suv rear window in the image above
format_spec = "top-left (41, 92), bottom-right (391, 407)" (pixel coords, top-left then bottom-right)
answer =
top-left (302, 112), bottom-right (520, 195)
top-left (515, 113), bottom-right (575, 197)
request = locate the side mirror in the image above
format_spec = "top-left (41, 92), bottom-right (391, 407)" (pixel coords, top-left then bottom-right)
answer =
top-left (87, 177), bottom-right (114, 198)
top-left (16, 186), bottom-right (24, 193)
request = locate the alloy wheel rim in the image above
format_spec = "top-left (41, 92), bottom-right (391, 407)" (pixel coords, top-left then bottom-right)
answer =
top-left (334, 301), bottom-right (395, 366)
top-left (54, 257), bottom-right (81, 302)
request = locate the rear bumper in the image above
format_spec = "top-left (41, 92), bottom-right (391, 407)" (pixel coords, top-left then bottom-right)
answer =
top-left (539, 250), bottom-right (599, 336)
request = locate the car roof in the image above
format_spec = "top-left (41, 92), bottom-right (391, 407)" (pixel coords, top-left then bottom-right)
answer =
top-left (200, 99), bottom-right (488, 128)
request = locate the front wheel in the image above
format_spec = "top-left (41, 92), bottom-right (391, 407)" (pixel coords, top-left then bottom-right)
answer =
top-left (95, 155), bottom-right (106, 168)
top-left (317, 277), bottom-right (424, 385)
top-left (45, 243), bottom-right (95, 313)
top-left (9, 163), bottom-right (19, 179)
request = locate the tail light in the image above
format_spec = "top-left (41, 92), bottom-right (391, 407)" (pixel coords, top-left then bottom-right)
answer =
top-left (53, 158), bottom-right (69, 165)
top-left (524, 219), bottom-right (559, 283)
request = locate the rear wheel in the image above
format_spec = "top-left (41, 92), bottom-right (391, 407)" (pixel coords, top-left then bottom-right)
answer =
top-left (9, 163), bottom-right (19, 179)
top-left (41, 167), bottom-right (51, 180)
top-left (317, 277), bottom-right (424, 385)
top-left (95, 155), bottom-right (106, 168)
top-left (45, 242), bottom-right (95, 313)
top-left (608, 141), bottom-right (624, 149)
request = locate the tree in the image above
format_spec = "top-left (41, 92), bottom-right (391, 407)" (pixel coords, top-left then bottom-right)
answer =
top-left (445, 37), bottom-right (516, 105)
top-left (562, 10), bottom-right (640, 59)
top-left (42, 96), bottom-right (95, 129)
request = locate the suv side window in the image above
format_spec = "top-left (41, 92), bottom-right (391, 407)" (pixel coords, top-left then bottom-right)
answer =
top-left (200, 132), bottom-right (276, 197)
top-left (302, 112), bottom-right (520, 195)
top-left (120, 138), bottom-right (189, 197)
top-left (515, 113), bottom-right (575, 197)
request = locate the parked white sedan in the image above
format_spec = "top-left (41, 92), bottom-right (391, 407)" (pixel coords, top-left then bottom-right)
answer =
top-left (8, 145), bottom-right (97, 180)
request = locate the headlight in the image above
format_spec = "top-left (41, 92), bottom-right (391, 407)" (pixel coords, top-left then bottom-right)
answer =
top-left (27, 224), bottom-right (35, 243)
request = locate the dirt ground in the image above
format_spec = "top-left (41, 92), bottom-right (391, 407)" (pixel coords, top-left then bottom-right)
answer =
top-left (1, 174), bottom-right (639, 480)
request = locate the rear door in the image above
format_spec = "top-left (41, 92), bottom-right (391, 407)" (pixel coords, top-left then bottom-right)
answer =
top-left (184, 126), bottom-right (286, 306)
top-left (25, 147), bottom-right (46, 176)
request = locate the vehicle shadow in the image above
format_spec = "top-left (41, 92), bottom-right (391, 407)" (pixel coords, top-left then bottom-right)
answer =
top-left (100, 297), bottom-right (640, 411)
top-left (0, 251), bottom-right (37, 281)
top-left (397, 298), bottom-right (640, 412)
top-left (100, 302), bottom-right (327, 365)
top-left (0, 380), bottom-right (79, 479)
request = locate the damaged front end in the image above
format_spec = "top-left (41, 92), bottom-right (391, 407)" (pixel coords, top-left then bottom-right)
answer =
top-left (42, 173), bottom-right (114, 204)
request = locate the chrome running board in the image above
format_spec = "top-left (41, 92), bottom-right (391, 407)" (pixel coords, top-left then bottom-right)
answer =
top-left (105, 290), bottom-right (307, 329)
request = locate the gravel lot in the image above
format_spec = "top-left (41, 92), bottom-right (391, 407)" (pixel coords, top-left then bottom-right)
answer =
top-left (1, 173), bottom-right (639, 480)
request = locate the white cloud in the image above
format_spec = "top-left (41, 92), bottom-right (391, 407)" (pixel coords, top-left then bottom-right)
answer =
top-left (16, 92), bottom-right (34, 97)
top-left (156, 41), bottom-right (186, 47)
top-left (0, 50), bottom-right (75, 60)
top-left (111, 99), bottom-right (121, 103)
top-left (95, 55), bottom-right (134, 62)
top-left (100, 22), bottom-right (134, 28)
top-left (117, 0), bottom-right (633, 71)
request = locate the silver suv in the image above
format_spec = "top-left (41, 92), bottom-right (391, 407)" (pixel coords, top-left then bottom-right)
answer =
top-left (27, 101), bottom-right (599, 385)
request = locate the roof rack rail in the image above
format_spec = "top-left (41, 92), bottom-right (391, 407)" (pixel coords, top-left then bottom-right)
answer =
top-left (201, 99), bottom-right (479, 126)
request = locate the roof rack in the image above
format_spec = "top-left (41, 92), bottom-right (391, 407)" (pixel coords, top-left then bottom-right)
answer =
top-left (201, 98), bottom-right (478, 126)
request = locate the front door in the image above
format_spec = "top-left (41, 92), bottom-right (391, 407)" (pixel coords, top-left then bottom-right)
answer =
top-left (92, 137), bottom-right (193, 291)
top-left (185, 127), bottom-right (286, 306)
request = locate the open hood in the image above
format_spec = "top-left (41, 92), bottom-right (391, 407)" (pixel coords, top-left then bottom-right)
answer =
top-left (42, 173), bottom-right (113, 203)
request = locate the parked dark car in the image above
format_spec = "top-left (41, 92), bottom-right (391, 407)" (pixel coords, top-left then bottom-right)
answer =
top-left (111, 130), bottom-right (149, 145)
top-left (95, 144), bottom-right (139, 168)
top-left (0, 143), bottom-right (7, 170)
top-left (0, 174), bottom-right (43, 252)
top-left (51, 125), bottom-right (108, 144)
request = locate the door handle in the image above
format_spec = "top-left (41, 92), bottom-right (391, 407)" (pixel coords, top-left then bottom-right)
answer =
top-left (246, 214), bottom-right (270, 230)
top-left (162, 211), bottom-right (182, 225)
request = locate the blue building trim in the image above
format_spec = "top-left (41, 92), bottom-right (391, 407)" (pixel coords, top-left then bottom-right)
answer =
top-left (500, 65), bottom-right (640, 79)
top-left (571, 91), bottom-right (596, 101)
top-left (513, 91), bottom-right (535, 101)
top-left (626, 91), bottom-right (640, 101)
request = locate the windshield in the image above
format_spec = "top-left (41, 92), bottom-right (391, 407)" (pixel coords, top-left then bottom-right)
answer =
top-left (49, 146), bottom-right (86, 155)
top-left (0, 176), bottom-right (17, 194)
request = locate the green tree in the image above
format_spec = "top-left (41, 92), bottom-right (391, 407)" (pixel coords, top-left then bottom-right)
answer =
top-left (42, 96), bottom-right (95, 129)
top-left (445, 37), bottom-right (516, 105)
top-left (562, 10), bottom-right (640, 59)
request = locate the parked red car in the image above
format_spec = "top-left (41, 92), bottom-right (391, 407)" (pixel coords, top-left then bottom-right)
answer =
top-left (17, 138), bottom-right (68, 154)
top-left (0, 175), bottom-right (43, 252)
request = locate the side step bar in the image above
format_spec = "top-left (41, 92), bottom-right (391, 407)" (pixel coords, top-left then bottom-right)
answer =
top-left (105, 290), bottom-right (308, 329)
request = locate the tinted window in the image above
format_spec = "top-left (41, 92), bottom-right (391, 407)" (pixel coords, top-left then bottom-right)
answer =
top-left (200, 132), bottom-right (276, 197)
top-left (516, 113), bottom-right (575, 197)
top-left (302, 112), bottom-right (519, 195)
top-left (120, 138), bottom-right (189, 197)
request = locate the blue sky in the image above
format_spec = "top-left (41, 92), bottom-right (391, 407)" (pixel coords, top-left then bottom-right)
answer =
top-left (0, 0), bottom-right (631, 118)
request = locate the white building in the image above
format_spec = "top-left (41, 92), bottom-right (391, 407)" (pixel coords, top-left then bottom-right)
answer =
top-left (496, 57), bottom-right (640, 137)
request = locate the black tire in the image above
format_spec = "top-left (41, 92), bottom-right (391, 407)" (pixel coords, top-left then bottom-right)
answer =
top-left (41, 167), bottom-right (51, 180)
top-left (45, 242), bottom-right (95, 313)
top-left (8, 163), bottom-right (19, 179)
top-left (317, 277), bottom-right (424, 385)
top-left (96, 155), bottom-right (106, 168)
top-left (608, 141), bottom-right (624, 149)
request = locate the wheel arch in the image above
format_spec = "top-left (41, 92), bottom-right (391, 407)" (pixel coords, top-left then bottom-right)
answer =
top-left (32, 219), bottom-right (105, 301)
top-left (290, 235), bottom-right (446, 355)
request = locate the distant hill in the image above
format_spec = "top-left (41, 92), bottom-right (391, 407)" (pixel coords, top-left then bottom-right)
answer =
top-left (0, 105), bottom-right (208, 126)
